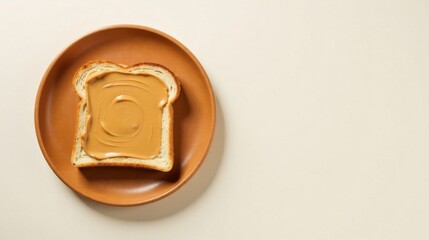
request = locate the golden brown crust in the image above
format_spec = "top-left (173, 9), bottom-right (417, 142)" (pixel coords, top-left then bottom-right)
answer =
top-left (74, 161), bottom-right (169, 171)
top-left (167, 104), bottom-right (175, 170)
top-left (70, 101), bottom-right (83, 165)
top-left (71, 60), bottom-right (179, 172)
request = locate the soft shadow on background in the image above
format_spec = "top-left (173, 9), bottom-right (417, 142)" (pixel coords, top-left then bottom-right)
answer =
top-left (79, 99), bottom-right (225, 221)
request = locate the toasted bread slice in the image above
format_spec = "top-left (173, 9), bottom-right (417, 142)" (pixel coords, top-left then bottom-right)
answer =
top-left (71, 61), bottom-right (180, 172)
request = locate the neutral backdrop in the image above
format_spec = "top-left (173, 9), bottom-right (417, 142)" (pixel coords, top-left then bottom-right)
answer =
top-left (1, 0), bottom-right (429, 239)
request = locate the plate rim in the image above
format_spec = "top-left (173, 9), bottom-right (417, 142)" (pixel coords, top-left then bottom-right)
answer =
top-left (34, 24), bottom-right (216, 206)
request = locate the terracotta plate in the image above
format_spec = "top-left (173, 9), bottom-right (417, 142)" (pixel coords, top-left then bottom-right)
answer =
top-left (34, 25), bottom-right (216, 206)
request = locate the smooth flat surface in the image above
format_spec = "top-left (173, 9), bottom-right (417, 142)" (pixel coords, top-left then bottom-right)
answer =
top-left (1, 0), bottom-right (429, 239)
top-left (35, 25), bottom-right (215, 206)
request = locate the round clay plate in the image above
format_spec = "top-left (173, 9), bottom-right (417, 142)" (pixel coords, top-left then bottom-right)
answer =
top-left (35, 25), bottom-right (215, 206)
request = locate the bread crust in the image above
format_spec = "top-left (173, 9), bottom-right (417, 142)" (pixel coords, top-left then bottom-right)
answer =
top-left (70, 61), bottom-right (180, 172)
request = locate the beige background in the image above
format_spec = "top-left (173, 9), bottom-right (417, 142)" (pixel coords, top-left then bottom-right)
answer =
top-left (1, 0), bottom-right (429, 239)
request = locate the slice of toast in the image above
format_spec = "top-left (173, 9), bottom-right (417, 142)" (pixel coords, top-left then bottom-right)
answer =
top-left (71, 61), bottom-right (180, 172)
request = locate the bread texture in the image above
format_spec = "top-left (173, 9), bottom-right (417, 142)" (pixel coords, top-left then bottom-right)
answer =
top-left (71, 61), bottom-right (180, 172)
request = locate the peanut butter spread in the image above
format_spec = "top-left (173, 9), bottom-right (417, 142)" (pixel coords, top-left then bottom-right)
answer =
top-left (81, 72), bottom-right (168, 159)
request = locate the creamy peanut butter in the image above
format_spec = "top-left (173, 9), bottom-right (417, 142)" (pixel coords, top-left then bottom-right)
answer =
top-left (81, 72), bottom-right (168, 159)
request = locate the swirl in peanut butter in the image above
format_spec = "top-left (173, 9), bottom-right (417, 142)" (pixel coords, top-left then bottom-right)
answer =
top-left (81, 72), bottom-right (168, 159)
